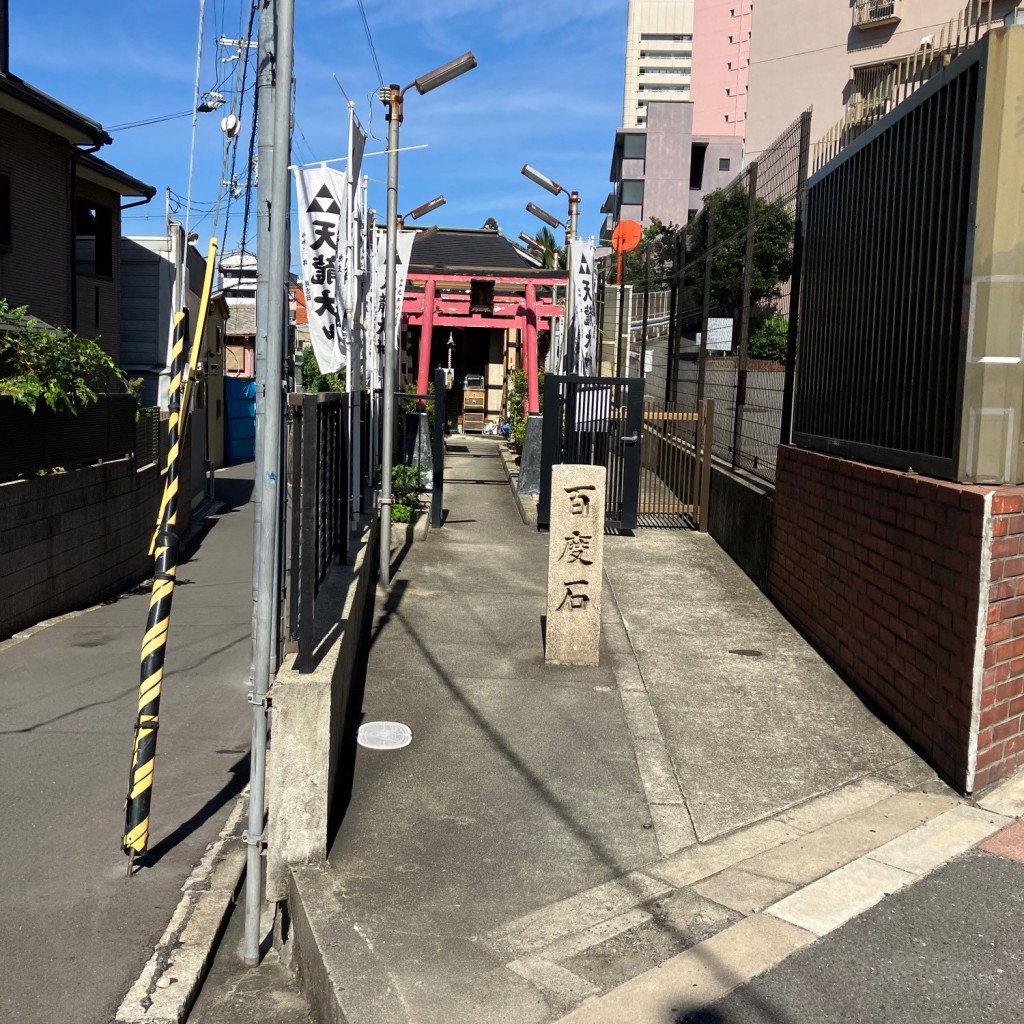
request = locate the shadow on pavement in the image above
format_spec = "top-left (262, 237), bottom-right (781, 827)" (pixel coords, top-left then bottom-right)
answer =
top-left (134, 753), bottom-right (248, 871)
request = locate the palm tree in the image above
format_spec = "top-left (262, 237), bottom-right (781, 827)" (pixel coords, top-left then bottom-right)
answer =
top-left (535, 226), bottom-right (564, 270)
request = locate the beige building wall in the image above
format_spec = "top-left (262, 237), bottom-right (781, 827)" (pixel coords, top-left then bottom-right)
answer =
top-left (746, 0), bottom-right (1022, 160)
top-left (623, 0), bottom-right (696, 128)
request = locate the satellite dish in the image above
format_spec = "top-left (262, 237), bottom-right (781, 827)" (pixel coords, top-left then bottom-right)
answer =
top-left (220, 114), bottom-right (241, 138)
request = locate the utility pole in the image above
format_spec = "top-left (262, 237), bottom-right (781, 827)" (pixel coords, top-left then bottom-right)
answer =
top-left (378, 84), bottom-right (401, 588)
top-left (245, 0), bottom-right (293, 968)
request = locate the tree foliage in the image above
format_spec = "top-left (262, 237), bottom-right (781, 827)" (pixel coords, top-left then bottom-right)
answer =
top-left (0, 300), bottom-right (140, 413)
top-left (685, 188), bottom-right (795, 315)
top-left (300, 346), bottom-right (346, 393)
top-left (534, 227), bottom-right (564, 270)
top-left (619, 217), bottom-right (680, 288)
top-left (749, 316), bottom-right (789, 363)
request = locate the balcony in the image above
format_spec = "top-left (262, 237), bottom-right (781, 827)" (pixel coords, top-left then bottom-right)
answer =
top-left (853, 0), bottom-right (902, 30)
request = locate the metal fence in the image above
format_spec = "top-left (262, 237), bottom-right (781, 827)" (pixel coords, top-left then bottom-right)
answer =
top-left (287, 391), bottom-right (350, 673)
top-left (794, 37), bottom-right (984, 478)
top-left (660, 111), bottom-right (812, 487)
top-left (638, 399), bottom-right (714, 530)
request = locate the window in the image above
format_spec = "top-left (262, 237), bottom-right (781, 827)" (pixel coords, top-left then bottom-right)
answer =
top-left (75, 199), bottom-right (113, 276)
top-left (0, 172), bottom-right (10, 248)
top-left (640, 33), bottom-right (693, 42)
top-left (690, 143), bottom-right (708, 190)
top-left (622, 134), bottom-right (646, 160)
top-left (620, 180), bottom-right (645, 207)
top-left (719, 158), bottom-right (731, 172)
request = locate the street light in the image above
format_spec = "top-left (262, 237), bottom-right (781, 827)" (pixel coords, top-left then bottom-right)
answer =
top-left (518, 230), bottom-right (546, 253)
top-left (404, 195), bottom-right (445, 221)
top-left (379, 54), bottom-right (477, 587)
top-left (524, 163), bottom-right (581, 374)
top-left (526, 201), bottom-right (564, 231)
top-left (521, 163), bottom-right (579, 245)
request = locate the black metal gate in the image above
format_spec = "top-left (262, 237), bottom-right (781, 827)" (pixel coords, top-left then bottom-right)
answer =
top-left (538, 374), bottom-right (645, 530)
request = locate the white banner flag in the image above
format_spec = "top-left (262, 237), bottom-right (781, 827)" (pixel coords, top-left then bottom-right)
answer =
top-left (568, 239), bottom-right (597, 376)
top-left (372, 228), bottom-right (416, 366)
top-left (294, 166), bottom-right (348, 373)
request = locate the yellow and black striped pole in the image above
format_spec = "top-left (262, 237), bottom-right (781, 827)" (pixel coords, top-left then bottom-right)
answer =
top-left (122, 309), bottom-right (188, 872)
top-left (125, 240), bottom-right (218, 871)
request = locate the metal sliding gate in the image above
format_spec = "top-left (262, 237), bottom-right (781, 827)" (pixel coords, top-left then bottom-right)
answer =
top-left (539, 374), bottom-right (645, 531)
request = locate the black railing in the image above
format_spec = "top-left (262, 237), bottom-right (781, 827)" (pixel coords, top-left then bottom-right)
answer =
top-left (539, 374), bottom-right (645, 531)
top-left (287, 391), bottom-right (350, 673)
top-left (794, 46), bottom-right (983, 479)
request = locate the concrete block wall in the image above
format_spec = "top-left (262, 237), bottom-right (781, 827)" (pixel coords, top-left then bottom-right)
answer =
top-left (770, 444), bottom-right (1024, 793)
top-left (0, 433), bottom-right (193, 639)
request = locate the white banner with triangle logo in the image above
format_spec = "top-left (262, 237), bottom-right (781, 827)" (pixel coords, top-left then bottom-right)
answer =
top-left (294, 166), bottom-right (347, 373)
top-left (569, 238), bottom-right (597, 376)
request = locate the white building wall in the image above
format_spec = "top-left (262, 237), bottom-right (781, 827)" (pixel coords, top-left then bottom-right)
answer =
top-left (623, 0), bottom-right (696, 127)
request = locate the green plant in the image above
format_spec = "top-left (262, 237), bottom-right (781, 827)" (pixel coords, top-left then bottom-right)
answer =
top-left (300, 346), bottom-right (346, 393)
top-left (0, 300), bottom-right (140, 413)
top-left (504, 368), bottom-right (545, 449)
top-left (749, 317), bottom-right (789, 363)
top-left (684, 188), bottom-right (795, 316)
top-left (389, 462), bottom-right (424, 523)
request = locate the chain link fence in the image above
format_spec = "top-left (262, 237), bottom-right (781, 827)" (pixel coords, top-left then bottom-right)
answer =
top-left (667, 111), bottom-right (811, 486)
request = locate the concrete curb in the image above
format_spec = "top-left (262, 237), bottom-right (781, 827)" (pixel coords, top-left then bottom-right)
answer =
top-left (498, 443), bottom-right (538, 528)
top-left (551, 802), bottom-right (1016, 1023)
top-left (113, 789), bottom-right (249, 1024)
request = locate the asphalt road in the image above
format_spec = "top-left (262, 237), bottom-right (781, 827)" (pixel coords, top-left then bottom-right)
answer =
top-left (0, 465), bottom-right (255, 1024)
top-left (676, 848), bottom-right (1024, 1024)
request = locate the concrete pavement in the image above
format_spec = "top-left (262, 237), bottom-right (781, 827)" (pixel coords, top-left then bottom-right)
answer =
top-left (184, 438), bottom-right (1023, 1023)
top-left (0, 464), bottom-right (256, 1024)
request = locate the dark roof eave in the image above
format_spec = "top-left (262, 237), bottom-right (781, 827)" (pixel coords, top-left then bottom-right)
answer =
top-left (408, 266), bottom-right (568, 282)
top-left (0, 73), bottom-right (111, 146)
top-left (77, 152), bottom-right (156, 200)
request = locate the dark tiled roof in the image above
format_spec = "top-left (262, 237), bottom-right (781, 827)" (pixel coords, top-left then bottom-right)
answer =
top-left (410, 228), bottom-right (556, 276)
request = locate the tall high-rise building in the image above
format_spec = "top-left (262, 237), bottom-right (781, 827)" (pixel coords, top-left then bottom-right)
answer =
top-left (604, 1), bottom-right (751, 238)
top-left (623, 0), bottom-right (695, 128)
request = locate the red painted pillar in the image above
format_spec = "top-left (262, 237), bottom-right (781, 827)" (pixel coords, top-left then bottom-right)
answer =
top-left (416, 278), bottom-right (436, 402)
top-left (524, 282), bottom-right (540, 414)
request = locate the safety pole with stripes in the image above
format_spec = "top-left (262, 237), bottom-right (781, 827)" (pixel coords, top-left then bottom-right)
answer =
top-left (122, 310), bottom-right (187, 874)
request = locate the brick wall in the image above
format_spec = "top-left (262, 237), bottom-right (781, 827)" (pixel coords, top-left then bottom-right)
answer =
top-left (770, 444), bottom-right (1024, 793)
top-left (976, 492), bottom-right (1024, 789)
top-left (0, 434), bottom-right (194, 639)
top-left (0, 110), bottom-right (72, 326)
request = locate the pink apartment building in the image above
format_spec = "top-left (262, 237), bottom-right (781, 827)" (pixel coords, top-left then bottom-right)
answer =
top-left (604, 0), bottom-right (753, 239)
top-left (746, 0), bottom-right (1023, 161)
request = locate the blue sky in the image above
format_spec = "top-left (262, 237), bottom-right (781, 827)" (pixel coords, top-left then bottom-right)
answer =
top-left (9, 0), bottom-right (626, 266)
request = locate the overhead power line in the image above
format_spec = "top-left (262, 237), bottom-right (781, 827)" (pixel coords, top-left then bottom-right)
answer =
top-left (356, 0), bottom-right (385, 88)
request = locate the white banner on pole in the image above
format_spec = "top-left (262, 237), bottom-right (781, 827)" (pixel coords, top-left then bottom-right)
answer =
top-left (568, 239), bottom-right (597, 376)
top-left (294, 165), bottom-right (348, 373)
top-left (394, 230), bottom-right (415, 344)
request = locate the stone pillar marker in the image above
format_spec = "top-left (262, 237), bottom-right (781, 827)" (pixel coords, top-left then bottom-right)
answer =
top-left (546, 464), bottom-right (606, 666)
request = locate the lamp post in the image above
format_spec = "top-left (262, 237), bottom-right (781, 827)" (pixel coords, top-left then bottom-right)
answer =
top-left (523, 164), bottom-right (579, 374)
top-left (379, 53), bottom-right (476, 588)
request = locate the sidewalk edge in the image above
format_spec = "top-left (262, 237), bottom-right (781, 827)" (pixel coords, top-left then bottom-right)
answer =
top-left (113, 788), bottom-right (249, 1024)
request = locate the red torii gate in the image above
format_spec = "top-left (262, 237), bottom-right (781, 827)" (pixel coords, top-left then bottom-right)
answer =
top-left (402, 270), bottom-right (567, 414)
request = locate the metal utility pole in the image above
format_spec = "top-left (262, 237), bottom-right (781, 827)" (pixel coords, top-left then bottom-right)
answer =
top-left (379, 85), bottom-right (402, 588)
top-left (245, 0), bottom-right (293, 967)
